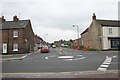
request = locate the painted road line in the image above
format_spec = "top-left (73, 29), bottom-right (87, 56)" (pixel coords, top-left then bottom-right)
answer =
top-left (104, 60), bottom-right (112, 63)
top-left (103, 62), bottom-right (111, 65)
top-left (73, 57), bottom-right (86, 60)
top-left (97, 56), bottom-right (112, 71)
top-left (21, 55), bottom-right (27, 59)
top-left (106, 56), bottom-right (112, 60)
top-left (97, 67), bottom-right (107, 71)
top-left (58, 56), bottom-right (74, 59)
top-left (45, 54), bottom-right (85, 61)
top-left (45, 55), bottom-right (57, 60)
top-left (45, 57), bottom-right (48, 60)
top-left (64, 57), bottom-right (86, 61)
top-left (100, 65), bottom-right (109, 68)
top-left (113, 56), bottom-right (117, 58)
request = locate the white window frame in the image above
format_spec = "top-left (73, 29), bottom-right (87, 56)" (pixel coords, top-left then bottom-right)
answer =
top-left (108, 28), bottom-right (112, 35)
top-left (13, 43), bottom-right (18, 51)
top-left (13, 30), bottom-right (18, 38)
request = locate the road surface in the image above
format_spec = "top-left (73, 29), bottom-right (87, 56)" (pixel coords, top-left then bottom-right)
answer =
top-left (2, 48), bottom-right (119, 78)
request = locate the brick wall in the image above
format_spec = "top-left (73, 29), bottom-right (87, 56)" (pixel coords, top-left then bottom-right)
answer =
top-left (24, 20), bottom-right (34, 52)
top-left (2, 22), bottom-right (34, 54)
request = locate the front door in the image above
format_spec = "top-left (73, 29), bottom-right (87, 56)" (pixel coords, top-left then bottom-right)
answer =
top-left (3, 43), bottom-right (7, 54)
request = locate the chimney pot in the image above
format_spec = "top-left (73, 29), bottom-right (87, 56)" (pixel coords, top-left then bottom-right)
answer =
top-left (92, 13), bottom-right (96, 20)
top-left (13, 15), bottom-right (19, 21)
top-left (0, 16), bottom-right (6, 23)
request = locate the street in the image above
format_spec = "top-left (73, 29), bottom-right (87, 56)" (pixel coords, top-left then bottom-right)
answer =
top-left (2, 48), bottom-right (119, 78)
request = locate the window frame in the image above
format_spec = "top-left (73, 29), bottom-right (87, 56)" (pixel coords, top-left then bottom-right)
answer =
top-left (13, 30), bottom-right (18, 38)
top-left (108, 28), bottom-right (112, 35)
top-left (13, 43), bottom-right (18, 51)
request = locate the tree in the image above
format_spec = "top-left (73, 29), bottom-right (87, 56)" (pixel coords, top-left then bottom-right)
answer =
top-left (70, 39), bottom-right (73, 43)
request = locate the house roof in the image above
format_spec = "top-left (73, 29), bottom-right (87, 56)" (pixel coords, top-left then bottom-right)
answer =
top-left (81, 28), bottom-right (89, 35)
top-left (96, 19), bottom-right (120, 27)
top-left (81, 19), bottom-right (120, 35)
top-left (0, 20), bottom-right (30, 29)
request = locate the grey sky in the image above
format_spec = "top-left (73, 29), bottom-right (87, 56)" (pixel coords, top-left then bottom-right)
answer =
top-left (1, 0), bottom-right (119, 43)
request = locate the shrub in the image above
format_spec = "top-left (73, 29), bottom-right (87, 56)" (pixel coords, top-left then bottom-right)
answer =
top-left (80, 46), bottom-right (84, 50)
top-left (89, 48), bottom-right (98, 51)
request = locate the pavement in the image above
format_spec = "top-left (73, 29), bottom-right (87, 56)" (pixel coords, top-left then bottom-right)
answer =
top-left (2, 50), bottom-right (39, 61)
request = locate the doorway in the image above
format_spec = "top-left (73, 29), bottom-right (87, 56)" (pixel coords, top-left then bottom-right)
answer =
top-left (2, 43), bottom-right (7, 54)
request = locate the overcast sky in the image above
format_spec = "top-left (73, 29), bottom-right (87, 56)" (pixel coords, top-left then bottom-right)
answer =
top-left (1, 0), bottom-right (119, 43)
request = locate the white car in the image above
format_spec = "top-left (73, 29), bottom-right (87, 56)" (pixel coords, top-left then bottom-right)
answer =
top-left (52, 45), bottom-right (56, 48)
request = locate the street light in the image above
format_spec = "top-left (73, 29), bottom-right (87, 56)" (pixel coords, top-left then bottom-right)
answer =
top-left (44, 34), bottom-right (48, 44)
top-left (73, 24), bottom-right (80, 50)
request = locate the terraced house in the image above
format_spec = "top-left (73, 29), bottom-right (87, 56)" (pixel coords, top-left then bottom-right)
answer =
top-left (0, 15), bottom-right (34, 54)
top-left (81, 13), bottom-right (120, 50)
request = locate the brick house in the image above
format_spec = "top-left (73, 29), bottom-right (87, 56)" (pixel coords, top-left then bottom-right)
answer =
top-left (81, 13), bottom-right (120, 50)
top-left (34, 35), bottom-right (44, 50)
top-left (0, 15), bottom-right (34, 54)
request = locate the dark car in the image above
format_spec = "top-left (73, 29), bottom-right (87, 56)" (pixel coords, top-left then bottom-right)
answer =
top-left (41, 46), bottom-right (50, 53)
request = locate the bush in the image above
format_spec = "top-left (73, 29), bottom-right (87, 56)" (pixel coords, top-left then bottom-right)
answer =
top-left (80, 46), bottom-right (84, 50)
top-left (89, 48), bottom-right (98, 51)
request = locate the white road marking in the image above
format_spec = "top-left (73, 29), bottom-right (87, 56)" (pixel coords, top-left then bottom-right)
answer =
top-left (100, 65), bottom-right (109, 68)
top-left (97, 68), bottom-right (106, 71)
top-left (80, 57), bottom-right (86, 59)
top-left (21, 55), bottom-right (27, 59)
top-left (45, 54), bottom-right (85, 61)
top-left (45, 55), bottom-right (57, 60)
top-left (113, 56), bottom-right (117, 58)
top-left (104, 60), bottom-right (112, 63)
top-left (73, 57), bottom-right (86, 60)
top-left (103, 62), bottom-right (111, 65)
top-left (97, 56), bottom-right (112, 71)
top-left (106, 56), bottom-right (109, 59)
top-left (58, 56), bottom-right (74, 59)
top-left (65, 59), bottom-right (73, 61)
top-left (64, 57), bottom-right (86, 61)
top-left (45, 57), bottom-right (48, 60)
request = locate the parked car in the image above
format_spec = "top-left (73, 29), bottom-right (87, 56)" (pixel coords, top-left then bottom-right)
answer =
top-left (41, 46), bottom-right (50, 53)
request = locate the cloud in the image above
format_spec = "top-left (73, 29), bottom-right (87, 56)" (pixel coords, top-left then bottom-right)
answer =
top-left (1, 0), bottom-right (119, 42)
top-left (33, 26), bottom-right (77, 43)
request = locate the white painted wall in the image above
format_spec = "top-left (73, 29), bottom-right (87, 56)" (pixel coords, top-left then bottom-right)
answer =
top-left (102, 26), bottom-right (120, 50)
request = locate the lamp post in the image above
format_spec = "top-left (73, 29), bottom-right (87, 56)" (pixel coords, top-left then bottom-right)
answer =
top-left (44, 34), bottom-right (48, 44)
top-left (73, 24), bottom-right (80, 50)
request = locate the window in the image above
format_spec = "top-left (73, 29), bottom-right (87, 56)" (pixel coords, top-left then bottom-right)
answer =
top-left (108, 28), bottom-right (112, 35)
top-left (13, 30), bottom-right (18, 37)
top-left (111, 40), bottom-right (120, 48)
top-left (13, 43), bottom-right (18, 51)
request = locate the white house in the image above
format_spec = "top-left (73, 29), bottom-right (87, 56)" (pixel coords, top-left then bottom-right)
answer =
top-left (102, 26), bottom-right (120, 50)
top-left (81, 13), bottom-right (120, 50)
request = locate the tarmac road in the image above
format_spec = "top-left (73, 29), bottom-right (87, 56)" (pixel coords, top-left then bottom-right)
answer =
top-left (2, 48), bottom-right (119, 78)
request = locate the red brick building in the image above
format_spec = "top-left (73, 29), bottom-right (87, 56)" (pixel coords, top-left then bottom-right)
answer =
top-left (34, 35), bottom-right (45, 50)
top-left (0, 15), bottom-right (34, 54)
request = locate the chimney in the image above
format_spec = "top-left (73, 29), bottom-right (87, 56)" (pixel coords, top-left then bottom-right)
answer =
top-left (92, 13), bottom-right (96, 20)
top-left (0, 16), bottom-right (6, 23)
top-left (13, 15), bottom-right (19, 21)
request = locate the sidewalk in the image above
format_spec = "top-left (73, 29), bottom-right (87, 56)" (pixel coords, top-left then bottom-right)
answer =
top-left (2, 50), bottom-right (39, 61)
top-left (2, 54), bottom-right (27, 61)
